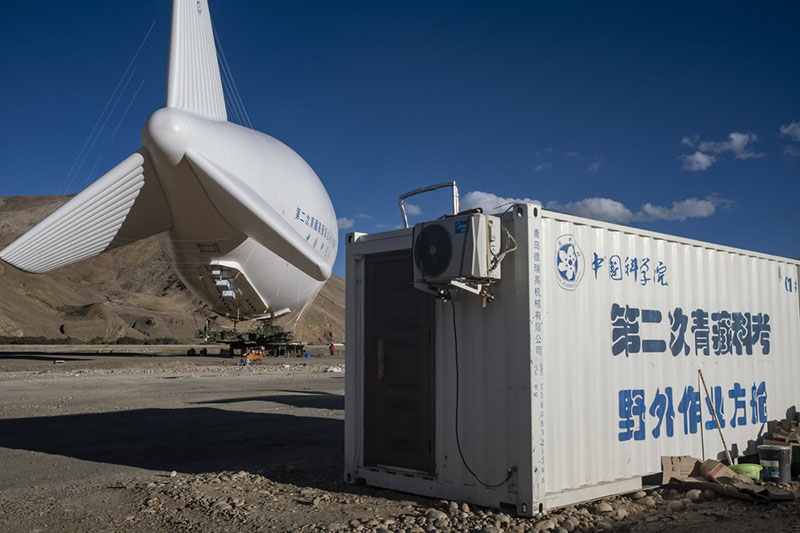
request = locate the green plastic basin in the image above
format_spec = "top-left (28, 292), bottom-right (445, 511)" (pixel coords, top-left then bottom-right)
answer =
top-left (729, 463), bottom-right (762, 480)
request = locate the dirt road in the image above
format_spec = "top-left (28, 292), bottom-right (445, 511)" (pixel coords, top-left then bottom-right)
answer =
top-left (0, 349), bottom-right (797, 532)
top-left (0, 350), bottom-right (357, 532)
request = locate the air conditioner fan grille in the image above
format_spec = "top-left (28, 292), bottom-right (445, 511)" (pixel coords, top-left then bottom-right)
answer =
top-left (414, 224), bottom-right (452, 277)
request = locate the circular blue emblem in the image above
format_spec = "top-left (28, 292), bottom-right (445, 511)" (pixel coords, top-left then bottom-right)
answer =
top-left (555, 234), bottom-right (584, 290)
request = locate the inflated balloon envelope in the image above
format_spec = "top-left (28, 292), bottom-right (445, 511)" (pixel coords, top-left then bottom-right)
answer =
top-left (0, 0), bottom-right (338, 321)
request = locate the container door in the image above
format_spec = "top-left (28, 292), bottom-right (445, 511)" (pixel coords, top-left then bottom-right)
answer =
top-left (364, 250), bottom-right (435, 474)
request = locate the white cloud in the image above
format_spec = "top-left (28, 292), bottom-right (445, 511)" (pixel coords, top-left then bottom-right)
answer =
top-left (565, 151), bottom-right (579, 158)
top-left (783, 145), bottom-right (800, 160)
top-left (638, 197), bottom-right (717, 221)
top-left (462, 190), bottom-right (730, 225)
top-left (375, 223), bottom-right (405, 230)
top-left (336, 217), bottom-right (355, 230)
top-left (698, 132), bottom-right (765, 159)
top-left (587, 158), bottom-right (602, 172)
top-left (680, 151), bottom-right (716, 171)
top-left (355, 213), bottom-right (372, 219)
top-left (531, 148), bottom-right (553, 172)
top-left (779, 121), bottom-right (800, 142)
top-left (778, 120), bottom-right (800, 161)
top-left (679, 131), bottom-right (766, 171)
top-left (681, 135), bottom-right (699, 148)
top-left (547, 195), bottom-right (730, 224)
top-left (460, 190), bottom-right (541, 213)
top-left (547, 198), bottom-right (634, 223)
top-left (404, 203), bottom-right (422, 216)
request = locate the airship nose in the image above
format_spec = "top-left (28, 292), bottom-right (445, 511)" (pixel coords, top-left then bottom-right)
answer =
top-left (142, 107), bottom-right (193, 166)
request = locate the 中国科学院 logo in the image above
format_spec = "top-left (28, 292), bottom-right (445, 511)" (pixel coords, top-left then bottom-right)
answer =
top-left (555, 234), bottom-right (584, 291)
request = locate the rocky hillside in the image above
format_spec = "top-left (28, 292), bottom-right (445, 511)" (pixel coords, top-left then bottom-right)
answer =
top-left (0, 195), bottom-right (344, 344)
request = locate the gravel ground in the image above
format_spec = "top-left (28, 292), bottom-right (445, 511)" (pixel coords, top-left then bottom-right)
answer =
top-left (0, 350), bottom-right (798, 532)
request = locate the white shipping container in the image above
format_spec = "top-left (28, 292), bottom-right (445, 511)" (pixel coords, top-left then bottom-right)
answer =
top-left (344, 203), bottom-right (800, 516)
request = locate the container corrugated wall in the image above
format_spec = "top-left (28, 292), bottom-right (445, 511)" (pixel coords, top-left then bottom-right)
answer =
top-left (346, 205), bottom-right (800, 514)
top-left (539, 210), bottom-right (800, 497)
top-left (346, 211), bottom-right (540, 512)
top-left (431, 210), bottom-right (537, 507)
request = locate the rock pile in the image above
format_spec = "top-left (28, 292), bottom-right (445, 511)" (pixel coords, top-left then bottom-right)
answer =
top-left (118, 467), bottom-right (800, 532)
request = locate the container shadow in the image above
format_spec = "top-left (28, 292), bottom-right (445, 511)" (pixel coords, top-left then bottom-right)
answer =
top-left (0, 406), bottom-right (436, 503)
top-left (0, 407), bottom-right (342, 484)
top-left (0, 351), bottom-right (167, 358)
top-left (0, 354), bottom-right (92, 362)
top-left (193, 391), bottom-right (344, 410)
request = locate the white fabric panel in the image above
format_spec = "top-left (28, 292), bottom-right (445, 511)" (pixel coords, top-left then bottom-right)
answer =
top-left (108, 153), bottom-right (172, 250)
top-left (185, 150), bottom-right (332, 281)
top-left (0, 151), bottom-right (166, 273)
top-left (167, 0), bottom-right (227, 120)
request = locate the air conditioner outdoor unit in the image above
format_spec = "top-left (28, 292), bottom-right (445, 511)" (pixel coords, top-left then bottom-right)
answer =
top-left (412, 212), bottom-right (502, 285)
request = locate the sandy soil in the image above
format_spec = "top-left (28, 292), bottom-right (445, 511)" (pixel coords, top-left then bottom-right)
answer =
top-left (0, 349), bottom-right (798, 533)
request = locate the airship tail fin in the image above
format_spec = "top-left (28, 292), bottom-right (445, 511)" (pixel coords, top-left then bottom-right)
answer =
top-left (185, 150), bottom-right (332, 282)
top-left (0, 150), bottom-right (172, 273)
top-left (166, 0), bottom-right (227, 121)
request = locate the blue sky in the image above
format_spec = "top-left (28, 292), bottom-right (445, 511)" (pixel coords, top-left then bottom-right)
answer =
top-left (1, 1), bottom-right (798, 277)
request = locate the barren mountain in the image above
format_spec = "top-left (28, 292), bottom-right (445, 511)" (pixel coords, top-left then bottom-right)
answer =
top-left (0, 195), bottom-right (344, 344)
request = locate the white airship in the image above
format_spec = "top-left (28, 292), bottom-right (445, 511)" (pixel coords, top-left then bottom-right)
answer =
top-left (0, 0), bottom-right (337, 321)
